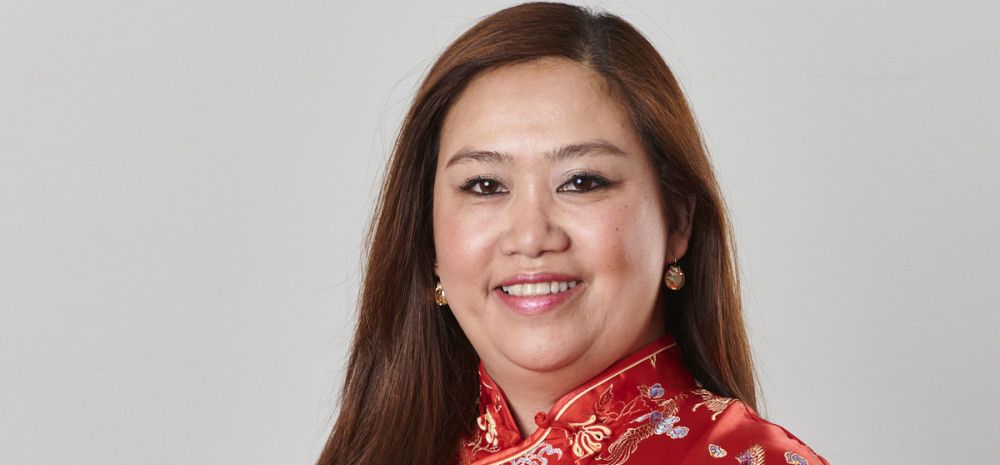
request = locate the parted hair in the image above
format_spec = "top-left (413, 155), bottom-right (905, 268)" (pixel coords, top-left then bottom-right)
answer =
top-left (317, 3), bottom-right (755, 464)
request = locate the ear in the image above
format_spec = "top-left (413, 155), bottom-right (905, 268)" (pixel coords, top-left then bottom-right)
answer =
top-left (666, 196), bottom-right (696, 262)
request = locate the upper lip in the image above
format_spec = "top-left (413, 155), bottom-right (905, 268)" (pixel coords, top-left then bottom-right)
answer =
top-left (496, 272), bottom-right (582, 288)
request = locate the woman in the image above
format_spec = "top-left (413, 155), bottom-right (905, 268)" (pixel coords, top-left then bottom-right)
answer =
top-left (318, 2), bottom-right (828, 464)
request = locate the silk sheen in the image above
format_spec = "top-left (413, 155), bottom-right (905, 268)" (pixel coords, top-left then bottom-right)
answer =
top-left (459, 334), bottom-right (829, 465)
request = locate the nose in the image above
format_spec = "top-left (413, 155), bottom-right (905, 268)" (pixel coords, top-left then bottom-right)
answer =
top-left (499, 187), bottom-right (571, 258)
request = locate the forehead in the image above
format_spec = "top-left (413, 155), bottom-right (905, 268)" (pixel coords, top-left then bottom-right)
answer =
top-left (438, 58), bottom-right (637, 160)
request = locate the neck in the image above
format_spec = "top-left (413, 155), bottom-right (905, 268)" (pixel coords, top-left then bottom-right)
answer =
top-left (490, 357), bottom-right (603, 437)
top-left (484, 323), bottom-right (666, 438)
top-left (503, 377), bottom-right (570, 437)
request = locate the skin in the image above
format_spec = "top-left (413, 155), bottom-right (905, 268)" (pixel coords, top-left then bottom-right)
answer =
top-left (432, 57), bottom-right (692, 437)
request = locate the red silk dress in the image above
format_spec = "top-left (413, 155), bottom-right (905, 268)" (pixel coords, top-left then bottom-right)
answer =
top-left (458, 334), bottom-right (829, 465)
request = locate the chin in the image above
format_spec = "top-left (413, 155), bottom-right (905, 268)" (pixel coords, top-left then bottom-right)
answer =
top-left (496, 330), bottom-right (591, 374)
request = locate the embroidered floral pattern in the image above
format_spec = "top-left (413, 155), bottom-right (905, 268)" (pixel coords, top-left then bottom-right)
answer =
top-left (592, 383), bottom-right (690, 465)
top-left (708, 443), bottom-right (727, 458)
top-left (465, 381), bottom-right (509, 457)
top-left (467, 410), bottom-right (501, 455)
top-left (784, 451), bottom-right (808, 465)
top-left (567, 415), bottom-right (612, 459)
top-left (735, 444), bottom-right (765, 465)
top-left (509, 442), bottom-right (563, 465)
top-left (692, 388), bottom-right (735, 421)
top-left (460, 337), bottom-right (827, 465)
top-left (599, 423), bottom-right (654, 465)
top-left (648, 411), bottom-right (689, 438)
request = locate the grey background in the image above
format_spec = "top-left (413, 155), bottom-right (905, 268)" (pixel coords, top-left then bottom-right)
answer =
top-left (2, 1), bottom-right (997, 464)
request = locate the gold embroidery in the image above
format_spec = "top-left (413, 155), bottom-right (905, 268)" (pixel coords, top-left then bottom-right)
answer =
top-left (735, 444), bottom-right (765, 465)
top-left (567, 415), bottom-right (612, 459)
top-left (466, 409), bottom-right (502, 455)
top-left (466, 381), bottom-right (505, 456)
top-left (593, 386), bottom-right (688, 465)
top-left (600, 423), bottom-right (654, 465)
top-left (479, 412), bottom-right (499, 446)
top-left (595, 384), bottom-right (643, 423)
top-left (691, 388), bottom-right (735, 421)
top-left (468, 343), bottom-right (691, 465)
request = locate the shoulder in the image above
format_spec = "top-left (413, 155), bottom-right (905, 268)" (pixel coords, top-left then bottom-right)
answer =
top-left (675, 388), bottom-right (830, 465)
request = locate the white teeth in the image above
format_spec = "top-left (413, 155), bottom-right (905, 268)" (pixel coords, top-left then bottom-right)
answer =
top-left (501, 280), bottom-right (580, 297)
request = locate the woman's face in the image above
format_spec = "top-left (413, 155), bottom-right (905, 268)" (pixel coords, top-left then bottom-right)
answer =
top-left (432, 58), bottom-right (690, 379)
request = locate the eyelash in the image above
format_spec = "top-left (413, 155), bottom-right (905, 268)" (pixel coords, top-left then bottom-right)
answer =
top-left (459, 177), bottom-right (508, 196)
top-left (560, 173), bottom-right (612, 193)
top-left (458, 173), bottom-right (612, 196)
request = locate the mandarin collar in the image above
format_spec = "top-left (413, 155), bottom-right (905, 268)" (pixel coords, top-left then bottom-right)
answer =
top-left (461, 333), bottom-right (698, 464)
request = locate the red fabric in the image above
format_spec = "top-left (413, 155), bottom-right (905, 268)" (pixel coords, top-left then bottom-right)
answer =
top-left (458, 334), bottom-right (829, 465)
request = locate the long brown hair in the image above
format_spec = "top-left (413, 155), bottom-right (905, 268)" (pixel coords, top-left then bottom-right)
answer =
top-left (318, 2), bottom-right (755, 464)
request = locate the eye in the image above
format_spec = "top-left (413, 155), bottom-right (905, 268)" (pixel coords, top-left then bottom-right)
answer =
top-left (558, 173), bottom-right (611, 193)
top-left (459, 177), bottom-right (509, 196)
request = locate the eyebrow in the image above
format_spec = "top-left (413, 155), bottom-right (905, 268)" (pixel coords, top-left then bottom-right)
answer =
top-left (444, 139), bottom-right (628, 168)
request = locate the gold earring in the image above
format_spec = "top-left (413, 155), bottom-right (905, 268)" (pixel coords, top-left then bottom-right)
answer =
top-left (434, 281), bottom-right (448, 306)
top-left (664, 262), bottom-right (685, 291)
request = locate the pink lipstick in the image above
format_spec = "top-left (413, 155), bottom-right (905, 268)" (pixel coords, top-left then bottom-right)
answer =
top-left (494, 273), bottom-right (584, 315)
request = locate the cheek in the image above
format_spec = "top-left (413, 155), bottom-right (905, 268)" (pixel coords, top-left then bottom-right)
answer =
top-left (573, 196), bottom-right (667, 281)
top-left (433, 197), bottom-right (500, 288)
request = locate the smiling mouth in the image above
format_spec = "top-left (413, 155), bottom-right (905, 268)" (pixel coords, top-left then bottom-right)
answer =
top-left (500, 280), bottom-right (580, 297)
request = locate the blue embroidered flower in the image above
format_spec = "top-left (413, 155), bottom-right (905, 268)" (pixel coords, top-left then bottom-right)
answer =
top-left (650, 412), bottom-right (685, 437)
top-left (654, 419), bottom-right (671, 435)
top-left (784, 451), bottom-right (809, 465)
top-left (648, 383), bottom-right (665, 399)
top-left (708, 443), bottom-right (727, 458)
top-left (668, 426), bottom-right (689, 438)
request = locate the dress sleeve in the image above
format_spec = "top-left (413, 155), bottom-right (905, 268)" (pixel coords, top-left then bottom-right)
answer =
top-left (690, 399), bottom-right (830, 465)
